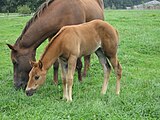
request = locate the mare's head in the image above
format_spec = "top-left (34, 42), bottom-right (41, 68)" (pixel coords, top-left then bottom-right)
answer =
top-left (7, 44), bottom-right (36, 90)
top-left (25, 60), bottom-right (47, 96)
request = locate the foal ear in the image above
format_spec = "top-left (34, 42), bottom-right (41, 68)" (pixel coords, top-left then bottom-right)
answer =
top-left (38, 60), bottom-right (43, 69)
top-left (30, 60), bottom-right (37, 67)
top-left (6, 44), bottom-right (17, 52)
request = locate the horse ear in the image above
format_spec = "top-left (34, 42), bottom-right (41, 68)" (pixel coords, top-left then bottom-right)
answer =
top-left (30, 60), bottom-right (37, 67)
top-left (38, 60), bottom-right (43, 69)
top-left (6, 44), bottom-right (17, 52)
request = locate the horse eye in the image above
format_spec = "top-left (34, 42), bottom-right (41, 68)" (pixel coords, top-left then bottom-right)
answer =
top-left (12, 59), bottom-right (18, 65)
top-left (13, 60), bottom-right (17, 65)
top-left (35, 76), bottom-right (40, 80)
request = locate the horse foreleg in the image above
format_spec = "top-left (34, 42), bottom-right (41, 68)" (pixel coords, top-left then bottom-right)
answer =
top-left (53, 60), bottom-right (59, 85)
top-left (76, 58), bottom-right (82, 82)
top-left (83, 55), bottom-right (91, 77)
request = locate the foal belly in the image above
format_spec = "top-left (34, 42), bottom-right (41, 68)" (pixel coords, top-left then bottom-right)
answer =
top-left (80, 41), bottom-right (101, 56)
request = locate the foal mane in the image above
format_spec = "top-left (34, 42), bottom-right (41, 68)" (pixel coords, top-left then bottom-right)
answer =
top-left (40, 27), bottom-right (66, 60)
top-left (16, 0), bottom-right (55, 44)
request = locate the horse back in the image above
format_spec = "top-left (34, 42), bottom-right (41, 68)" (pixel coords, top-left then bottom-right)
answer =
top-left (80, 0), bottom-right (104, 21)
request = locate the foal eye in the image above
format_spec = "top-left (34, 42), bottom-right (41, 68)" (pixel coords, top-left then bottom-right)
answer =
top-left (35, 76), bottom-right (40, 80)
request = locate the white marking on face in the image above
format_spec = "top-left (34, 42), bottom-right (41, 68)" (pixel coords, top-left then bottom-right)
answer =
top-left (26, 87), bottom-right (31, 91)
top-left (26, 84), bottom-right (38, 91)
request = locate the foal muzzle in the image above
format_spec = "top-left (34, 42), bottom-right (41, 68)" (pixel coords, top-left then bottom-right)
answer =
top-left (25, 89), bottom-right (36, 96)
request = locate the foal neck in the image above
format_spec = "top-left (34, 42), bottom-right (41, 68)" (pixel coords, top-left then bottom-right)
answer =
top-left (40, 38), bottom-right (62, 70)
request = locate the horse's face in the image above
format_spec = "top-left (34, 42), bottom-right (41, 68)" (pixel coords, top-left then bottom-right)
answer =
top-left (7, 44), bottom-right (35, 90)
top-left (25, 60), bottom-right (46, 96)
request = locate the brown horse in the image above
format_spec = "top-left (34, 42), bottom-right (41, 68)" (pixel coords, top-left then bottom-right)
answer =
top-left (7, 0), bottom-right (104, 90)
top-left (26, 20), bottom-right (122, 102)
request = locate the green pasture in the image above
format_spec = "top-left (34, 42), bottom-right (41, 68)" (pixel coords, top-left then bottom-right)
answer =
top-left (0, 10), bottom-right (160, 119)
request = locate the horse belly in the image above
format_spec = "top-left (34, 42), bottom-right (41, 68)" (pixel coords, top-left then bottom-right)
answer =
top-left (82, 0), bottom-right (104, 21)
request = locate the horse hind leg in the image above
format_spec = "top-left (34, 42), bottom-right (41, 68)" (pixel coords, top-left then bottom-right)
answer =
top-left (95, 48), bottom-right (111, 94)
top-left (76, 55), bottom-right (91, 81)
top-left (109, 56), bottom-right (122, 95)
top-left (53, 60), bottom-right (59, 85)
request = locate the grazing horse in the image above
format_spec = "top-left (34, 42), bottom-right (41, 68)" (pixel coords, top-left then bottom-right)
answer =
top-left (7, 0), bottom-right (104, 90)
top-left (26, 20), bottom-right (122, 102)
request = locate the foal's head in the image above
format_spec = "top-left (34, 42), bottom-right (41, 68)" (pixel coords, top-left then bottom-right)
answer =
top-left (25, 60), bottom-right (47, 96)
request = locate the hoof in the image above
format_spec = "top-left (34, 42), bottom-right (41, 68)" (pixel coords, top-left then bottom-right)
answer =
top-left (116, 91), bottom-right (120, 95)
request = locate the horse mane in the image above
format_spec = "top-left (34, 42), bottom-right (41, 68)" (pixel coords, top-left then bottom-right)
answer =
top-left (16, 0), bottom-right (55, 44)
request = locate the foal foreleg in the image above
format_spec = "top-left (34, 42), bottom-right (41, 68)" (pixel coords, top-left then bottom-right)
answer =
top-left (66, 55), bottom-right (77, 102)
top-left (109, 56), bottom-right (122, 95)
top-left (48, 37), bottom-right (59, 85)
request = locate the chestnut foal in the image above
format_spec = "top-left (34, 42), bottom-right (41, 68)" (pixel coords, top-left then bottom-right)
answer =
top-left (26, 20), bottom-right (122, 102)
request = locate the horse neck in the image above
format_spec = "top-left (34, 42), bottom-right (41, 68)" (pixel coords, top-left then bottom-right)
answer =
top-left (40, 39), bottom-right (62, 70)
top-left (16, 1), bottom-right (62, 50)
top-left (16, 21), bottom-right (57, 50)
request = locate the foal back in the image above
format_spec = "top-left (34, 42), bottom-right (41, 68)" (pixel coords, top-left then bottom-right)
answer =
top-left (58, 20), bottom-right (119, 58)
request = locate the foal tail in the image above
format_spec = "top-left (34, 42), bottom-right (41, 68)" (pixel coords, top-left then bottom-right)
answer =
top-left (115, 29), bottom-right (120, 43)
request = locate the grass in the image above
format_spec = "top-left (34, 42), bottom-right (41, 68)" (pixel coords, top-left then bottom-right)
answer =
top-left (0, 10), bottom-right (160, 119)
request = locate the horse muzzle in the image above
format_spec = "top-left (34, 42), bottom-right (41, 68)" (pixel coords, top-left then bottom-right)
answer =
top-left (14, 81), bottom-right (27, 90)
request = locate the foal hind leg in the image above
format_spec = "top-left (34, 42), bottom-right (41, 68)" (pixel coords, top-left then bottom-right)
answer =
top-left (109, 56), bottom-right (122, 95)
top-left (95, 48), bottom-right (111, 94)
top-left (83, 55), bottom-right (91, 77)
top-left (59, 59), bottom-right (68, 100)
